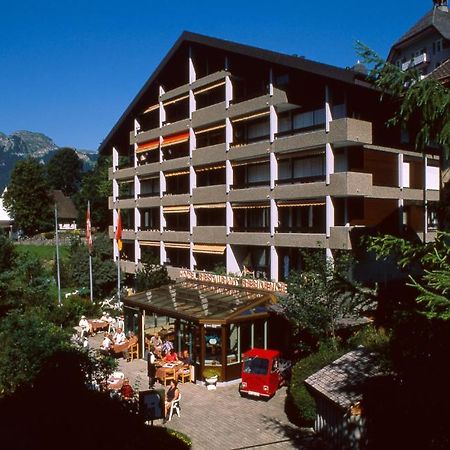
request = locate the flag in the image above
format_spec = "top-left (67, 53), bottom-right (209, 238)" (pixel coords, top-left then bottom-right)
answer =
top-left (86, 202), bottom-right (93, 253)
top-left (115, 209), bottom-right (123, 252)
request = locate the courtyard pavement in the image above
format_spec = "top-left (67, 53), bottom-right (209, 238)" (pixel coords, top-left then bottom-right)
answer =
top-left (89, 334), bottom-right (325, 449)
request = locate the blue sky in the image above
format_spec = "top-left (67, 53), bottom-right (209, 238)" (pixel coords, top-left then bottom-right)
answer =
top-left (0, 0), bottom-right (431, 151)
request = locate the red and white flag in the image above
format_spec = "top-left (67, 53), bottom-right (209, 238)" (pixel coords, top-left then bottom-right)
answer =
top-left (86, 201), bottom-right (93, 252)
top-left (115, 209), bottom-right (123, 252)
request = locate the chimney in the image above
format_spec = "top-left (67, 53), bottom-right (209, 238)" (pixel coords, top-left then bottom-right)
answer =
top-left (433, 0), bottom-right (448, 12)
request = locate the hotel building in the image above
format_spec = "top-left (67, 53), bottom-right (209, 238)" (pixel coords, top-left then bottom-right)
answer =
top-left (100, 32), bottom-right (440, 283)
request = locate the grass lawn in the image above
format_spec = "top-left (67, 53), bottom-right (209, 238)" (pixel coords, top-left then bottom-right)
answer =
top-left (15, 244), bottom-right (69, 261)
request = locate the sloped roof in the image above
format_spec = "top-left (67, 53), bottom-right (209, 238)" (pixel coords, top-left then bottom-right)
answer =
top-left (427, 58), bottom-right (450, 82)
top-left (99, 31), bottom-right (372, 155)
top-left (389, 7), bottom-right (450, 59)
top-left (304, 348), bottom-right (385, 410)
top-left (51, 190), bottom-right (78, 220)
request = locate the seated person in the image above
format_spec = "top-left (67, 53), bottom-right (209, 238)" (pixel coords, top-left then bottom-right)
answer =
top-left (113, 328), bottom-right (126, 346)
top-left (150, 333), bottom-right (163, 356)
top-left (78, 315), bottom-right (91, 337)
top-left (164, 348), bottom-right (178, 363)
top-left (179, 349), bottom-right (193, 365)
top-left (99, 333), bottom-right (113, 353)
top-left (164, 380), bottom-right (180, 422)
top-left (120, 378), bottom-right (134, 400)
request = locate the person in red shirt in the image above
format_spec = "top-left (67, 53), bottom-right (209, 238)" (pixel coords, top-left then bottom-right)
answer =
top-left (120, 378), bottom-right (134, 400)
top-left (164, 349), bottom-right (178, 363)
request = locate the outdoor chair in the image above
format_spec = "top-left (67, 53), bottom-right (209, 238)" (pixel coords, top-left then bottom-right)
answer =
top-left (162, 368), bottom-right (177, 386)
top-left (129, 341), bottom-right (139, 361)
top-left (168, 394), bottom-right (181, 421)
top-left (178, 365), bottom-right (192, 383)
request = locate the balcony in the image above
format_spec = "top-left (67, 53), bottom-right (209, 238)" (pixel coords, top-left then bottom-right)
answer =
top-left (274, 233), bottom-right (327, 248)
top-left (192, 143), bottom-right (227, 166)
top-left (228, 185), bottom-right (271, 202)
top-left (329, 226), bottom-right (355, 250)
top-left (227, 140), bottom-right (270, 162)
top-left (137, 230), bottom-right (161, 240)
top-left (401, 52), bottom-right (428, 71)
top-left (162, 231), bottom-right (190, 242)
top-left (120, 260), bottom-right (136, 274)
top-left (161, 156), bottom-right (190, 173)
top-left (192, 102), bottom-right (226, 129)
top-left (228, 231), bottom-right (272, 246)
top-left (192, 226), bottom-right (227, 243)
top-left (328, 172), bottom-right (373, 197)
top-left (137, 162), bottom-right (160, 177)
top-left (136, 196), bottom-right (160, 208)
top-left (109, 166), bottom-right (135, 181)
top-left (192, 185), bottom-right (227, 203)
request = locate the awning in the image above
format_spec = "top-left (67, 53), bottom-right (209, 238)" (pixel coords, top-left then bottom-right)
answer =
top-left (143, 103), bottom-right (159, 114)
top-left (277, 201), bottom-right (326, 208)
top-left (232, 110), bottom-right (269, 123)
top-left (193, 244), bottom-right (226, 255)
top-left (164, 169), bottom-right (190, 177)
top-left (195, 164), bottom-right (226, 172)
top-left (163, 94), bottom-right (189, 107)
top-left (161, 132), bottom-right (189, 148)
top-left (231, 159), bottom-right (269, 168)
top-left (164, 242), bottom-right (190, 249)
top-left (163, 205), bottom-right (190, 214)
top-left (232, 203), bottom-right (270, 210)
top-left (136, 139), bottom-right (160, 153)
top-left (195, 123), bottom-right (226, 135)
top-left (193, 80), bottom-right (226, 96)
top-left (140, 241), bottom-right (161, 247)
top-left (194, 203), bottom-right (226, 209)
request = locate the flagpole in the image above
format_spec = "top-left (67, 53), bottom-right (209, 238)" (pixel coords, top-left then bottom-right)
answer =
top-left (87, 201), bottom-right (93, 303)
top-left (117, 251), bottom-right (121, 305)
top-left (54, 204), bottom-right (61, 306)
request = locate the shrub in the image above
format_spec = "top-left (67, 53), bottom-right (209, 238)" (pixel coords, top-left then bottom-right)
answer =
top-left (43, 231), bottom-right (55, 239)
top-left (286, 341), bottom-right (347, 426)
top-left (202, 366), bottom-right (221, 380)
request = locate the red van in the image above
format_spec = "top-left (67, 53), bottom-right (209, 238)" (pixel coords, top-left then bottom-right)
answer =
top-left (239, 348), bottom-right (285, 398)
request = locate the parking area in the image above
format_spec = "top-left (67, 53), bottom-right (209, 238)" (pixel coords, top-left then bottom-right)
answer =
top-left (89, 335), bottom-right (321, 449)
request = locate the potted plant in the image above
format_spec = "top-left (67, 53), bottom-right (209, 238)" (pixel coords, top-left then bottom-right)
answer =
top-left (202, 367), bottom-right (221, 390)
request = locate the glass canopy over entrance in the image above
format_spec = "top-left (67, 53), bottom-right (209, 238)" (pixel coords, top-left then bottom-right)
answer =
top-left (123, 280), bottom-right (286, 382)
top-left (125, 280), bottom-right (277, 325)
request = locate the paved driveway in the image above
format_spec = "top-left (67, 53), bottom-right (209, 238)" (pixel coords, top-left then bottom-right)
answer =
top-left (89, 336), bottom-right (321, 449)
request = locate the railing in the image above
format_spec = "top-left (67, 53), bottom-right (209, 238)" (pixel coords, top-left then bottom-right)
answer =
top-left (276, 175), bottom-right (326, 185)
top-left (401, 52), bottom-right (428, 71)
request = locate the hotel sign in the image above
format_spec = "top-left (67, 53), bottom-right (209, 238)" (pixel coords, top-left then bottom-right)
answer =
top-left (179, 270), bottom-right (287, 294)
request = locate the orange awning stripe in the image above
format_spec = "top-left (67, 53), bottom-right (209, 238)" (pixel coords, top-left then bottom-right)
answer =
top-left (137, 139), bottom-right (160, 153)
top-left (161, 132), bottom-right (189, 148)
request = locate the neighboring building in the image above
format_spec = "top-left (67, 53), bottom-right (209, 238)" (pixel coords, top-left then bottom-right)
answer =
top-left (387, 0), bottom-right (450, 75)
top-left (99, 31), bottom-right (440, 282)
top-left (52, 190), bottom-right (78, 230)
top-left (0, 188), bottom-right (13, 235)
top-left (305, 348), bottom-right (386, 450)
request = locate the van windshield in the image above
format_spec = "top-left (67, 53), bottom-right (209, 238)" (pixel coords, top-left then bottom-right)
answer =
top-left (243, 357), bottom-right (269, 375)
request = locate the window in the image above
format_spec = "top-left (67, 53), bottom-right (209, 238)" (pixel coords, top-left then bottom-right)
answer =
top-left (433, 39), bottom-right (442, 55)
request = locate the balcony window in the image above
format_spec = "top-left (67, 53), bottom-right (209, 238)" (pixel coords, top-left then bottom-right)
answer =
top-left (165, 246), bottom-right (190, 268)
top-left (139, 178), bottom-right (160, 198)
top-left (165, 172), bottom-right (190, 195)
top-left (277, 155), bottom-right (325, 185)
top-left (239, 246), bottom-right (270, 279)
top-left (232, 116), bottom-right (270, 147)
top-left (163, 96), bottom-right (189, 124)
top-left (195, 82), bottom-right (225, 109)
top-left (196, 165), bottom-right (226, 187)
top-left (140, 208), bottom-right (160, 231)
top-left (233, 204), bottom-right (270, 232)
top-left (277, 201), bottom-right (325, 233)
top-left (194, 252), bottom-right (226, 273)
top-left (196, 207), bottom-right (226, 226)
top-left (118, 181), bottom-right (134, 199)
top-left (196, 124), bottom-right (226, 149)
top-left (121, 241), bottom-right (135, 262)
top-left (233, 160), bottom-right (270, 189)
top-left (164, 211), bottom-right (190, 232)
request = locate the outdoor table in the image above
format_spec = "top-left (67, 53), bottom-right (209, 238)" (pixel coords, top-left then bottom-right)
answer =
top-left (107, 375), bottom-right (124, 391)
top-left (89, 319), bottom-right (108, 333)
top-left (155, 361), bottom-right (183, 381)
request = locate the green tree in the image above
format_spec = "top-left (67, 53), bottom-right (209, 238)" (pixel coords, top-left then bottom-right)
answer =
top-left (0, 309), bottom-right (69, 393)
top-left (46, 147), bottom-right (83, 196)
top-left (280, 251), bottom-right (374, 351)
top-left (3, 158), bottom-right (53, 235)
top-left (357, 42), bottom-right (450, 156)
top-left (135, 253), bottom-right (171, 292)
top-left (68, 233), bottom-right (116, 298)
top-left (0, 231), bottom-right (16, 272)
top-left (73, 155), bottom-right (111, 230)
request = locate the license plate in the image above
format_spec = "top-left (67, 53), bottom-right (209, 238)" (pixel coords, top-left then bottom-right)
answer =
top-left (247, 391), bottom-right (261, 397)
